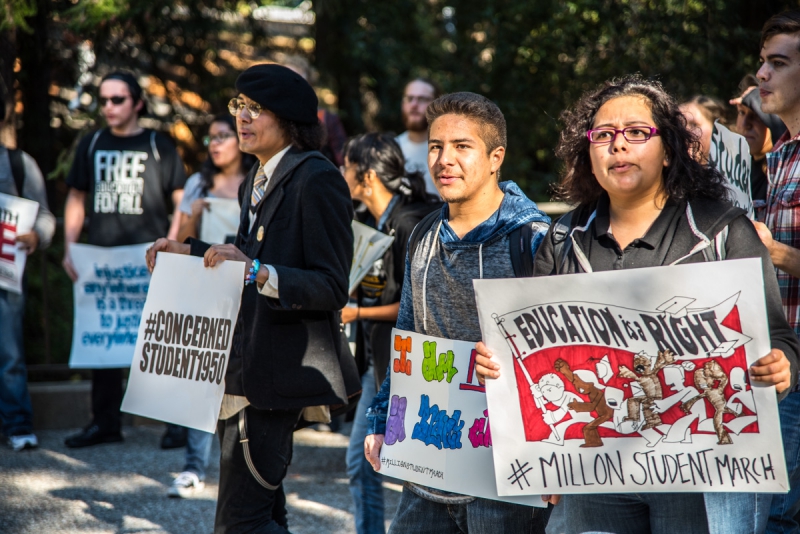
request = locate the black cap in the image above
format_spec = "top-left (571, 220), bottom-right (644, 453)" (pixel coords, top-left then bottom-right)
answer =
top-left (235, 64), bottom-right (318, 124)
top-left (742, 89), bottom-right (788, 142)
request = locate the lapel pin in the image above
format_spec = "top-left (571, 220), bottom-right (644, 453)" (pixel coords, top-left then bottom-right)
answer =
top-left (257, 226), bottom-right (264, 242)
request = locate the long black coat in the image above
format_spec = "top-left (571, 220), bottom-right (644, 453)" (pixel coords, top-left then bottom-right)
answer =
top-left (191, 148), bottom-right (354, 410)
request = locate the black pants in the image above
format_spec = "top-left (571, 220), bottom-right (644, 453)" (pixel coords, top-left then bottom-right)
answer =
top-left (215, 406), bottom-right (302, 534)
top-left (91, 368), bottom-right (123, 432)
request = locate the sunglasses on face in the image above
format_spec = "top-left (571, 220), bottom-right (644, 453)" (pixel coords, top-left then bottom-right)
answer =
top-left (228, 98), bottom-right (263, 119)
top-left (203, 131), bottom-right (238, 146)
top-left (98, 95), bottom-right (129, 107)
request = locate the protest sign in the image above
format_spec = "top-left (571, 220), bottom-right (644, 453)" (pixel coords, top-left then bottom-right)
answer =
top-left (200, 197), bottom-right (241, 244)
top-left (349, 221), bottom-right (394, 294)
top-left (69, 243), bottom-right (151, 368)
top-left (474, 259), bottom-right (787, 495)
top-left (709, 122), bottom-right (754, 218)
top-left (121, 252), bottom-right (244, 432)
top-left (0, 192), bottom-right (39, 294)
top-left (379, 328), bottom-right (544, 507)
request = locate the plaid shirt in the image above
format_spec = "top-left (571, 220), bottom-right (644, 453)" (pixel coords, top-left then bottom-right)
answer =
top-left (762, 130), bottom-right (800, 337)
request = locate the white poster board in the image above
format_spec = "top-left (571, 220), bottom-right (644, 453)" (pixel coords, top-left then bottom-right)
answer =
top-left (380, 328), bottom-right (544, 507)
top-left (709, 122), bottom-right (754, 218)
top-left (120, 252), bottom-right (244, 432)
top-left (350, 221), bottom-right (394, 294)
top-left (0, 192), bottom-right (39, 294)
top-left (474, 259), bottom-right (787, 495)
top-left (200, 197), bottom-right (241, 244)
top-left (69, 243), bottom-right (151, 368)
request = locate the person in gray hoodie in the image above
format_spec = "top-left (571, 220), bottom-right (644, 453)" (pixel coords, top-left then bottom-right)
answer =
top-left (364, 92), bottom-right (551, 533)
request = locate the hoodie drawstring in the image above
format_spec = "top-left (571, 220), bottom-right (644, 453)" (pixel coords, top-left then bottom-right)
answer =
top-left (422, 220), bottom-right (443, 331)
top-left (478, 243), bottom-right (484, 280)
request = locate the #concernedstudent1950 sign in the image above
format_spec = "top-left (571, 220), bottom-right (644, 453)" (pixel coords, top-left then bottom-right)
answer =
top-left (474, 259), bottom-right (787, 496)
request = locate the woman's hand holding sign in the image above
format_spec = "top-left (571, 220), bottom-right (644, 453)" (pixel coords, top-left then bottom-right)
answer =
top-left (146, 238), bottom-right (190, 272)
top-left (750, 349), bottom-right (792, 393)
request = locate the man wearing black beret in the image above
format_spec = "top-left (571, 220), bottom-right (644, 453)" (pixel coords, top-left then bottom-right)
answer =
top-left (147, 63), bottom-right (354, 533)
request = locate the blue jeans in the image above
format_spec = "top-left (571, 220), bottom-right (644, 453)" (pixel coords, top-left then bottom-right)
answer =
top-left (0, 289), bottom-right (34, 437)
top-left (389, 485), bottom-right (547, 534)
top-left (546, 493), bottom-right (708, 534)
top-left (185, 427), bottom-right (214, 481)
top-left (348, 365), bottom-right (385, 534)
top-left (767, 391), bottom-right (800, 534)
top-left (704, 492), bottom-right (771, 534)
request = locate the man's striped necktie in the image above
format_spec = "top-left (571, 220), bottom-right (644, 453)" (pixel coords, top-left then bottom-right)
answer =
top-left (250, 164), bottom-right (268, 214)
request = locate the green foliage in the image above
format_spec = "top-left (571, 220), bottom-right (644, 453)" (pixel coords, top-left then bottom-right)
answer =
top-left (1, 0), bottom-right (37, 32)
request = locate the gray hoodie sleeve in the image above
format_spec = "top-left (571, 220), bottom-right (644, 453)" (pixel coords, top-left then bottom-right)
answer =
top-left (20, 152), bottom-right (56, 250)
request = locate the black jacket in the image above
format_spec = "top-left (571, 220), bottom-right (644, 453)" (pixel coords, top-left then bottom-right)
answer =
top-left (191, 148), bottom-right (354, 410)
top-left (536, 194), bottom-right (799, 399)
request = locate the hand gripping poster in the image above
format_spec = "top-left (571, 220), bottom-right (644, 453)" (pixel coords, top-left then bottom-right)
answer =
top-left (379, 328), bottom-right (544, 507)
top-left (0, 192), bottom-right (39, 294)
top-left (121, 252), bottom-right (244, 432)
top-left (69, 243), bottom-right (152, 368)
top-left (474, 259), bottom-right (787, 496)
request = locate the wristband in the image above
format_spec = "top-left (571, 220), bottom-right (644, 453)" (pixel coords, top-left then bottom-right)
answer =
top-left (245, 259), bottom-right (261, 285)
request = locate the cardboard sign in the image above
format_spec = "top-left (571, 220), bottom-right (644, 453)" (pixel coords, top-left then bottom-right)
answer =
top-left (350, 221), bottom-right (394, 294)
top-left (120, 252), bottom-right (244, 432)
top-left (380, 328), bottom-right (544, 507)
top-left (200, 197), bottom-right (241, 244)
top-left (474, 259), bottom-right (787, 495)
top-left (69, 243), bottom-right (151, 369)
top-left (709, 122), bottom-right (754, 218)
top-left (0, 192), bottom-right (39, 294)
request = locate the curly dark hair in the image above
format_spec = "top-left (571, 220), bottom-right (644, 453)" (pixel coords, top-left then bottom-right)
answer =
top-left (554, 75), bottom-right (729, 205)
top-left (277, 116), bottom-right (325, 152)
top-left (342, 132), bottom-right (438, 204)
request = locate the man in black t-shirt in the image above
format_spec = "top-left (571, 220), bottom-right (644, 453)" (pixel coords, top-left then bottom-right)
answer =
top-left (62, 71), bottom-right (186, 448)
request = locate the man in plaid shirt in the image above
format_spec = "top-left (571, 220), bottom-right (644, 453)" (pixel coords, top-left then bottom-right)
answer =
top-left (752, 10), bottom-right (800, 533)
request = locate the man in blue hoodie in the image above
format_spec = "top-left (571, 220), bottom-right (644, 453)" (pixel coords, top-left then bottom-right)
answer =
top-left (364, 92), bottom-right (551, 532)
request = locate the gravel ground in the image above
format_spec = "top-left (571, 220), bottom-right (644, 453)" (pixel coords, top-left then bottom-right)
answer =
top-left (0, 424), bottom-right (400, 533)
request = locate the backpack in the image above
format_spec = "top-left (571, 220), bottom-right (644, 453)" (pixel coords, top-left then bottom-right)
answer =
top-left (407, 210), bottom-right (535, 277)
top-left (8, 148), bottom-right (25, 196)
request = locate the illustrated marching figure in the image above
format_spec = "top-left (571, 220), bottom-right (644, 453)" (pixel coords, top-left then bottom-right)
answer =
top-left (554, 358), bottom-right (613, 447)
top-left (681, 360), bottom-right (738, 445)
top-left (618, 349), bottom-right (676, 430)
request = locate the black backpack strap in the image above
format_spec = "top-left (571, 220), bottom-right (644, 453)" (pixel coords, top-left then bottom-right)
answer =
top-left (8, 148), bottom-right (25, 196)
top-left (551, 210), bottom-right (574, 275)
top-left (407, 210), bottom-right (441, 262)
top-left (509, 223), bottom-right (534, 277)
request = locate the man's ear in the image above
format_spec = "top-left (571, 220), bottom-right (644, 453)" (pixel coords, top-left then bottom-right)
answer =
top-left (134, 99), bottom-right (144, 114)
top-left (490, 146), bottom-right (506, 174)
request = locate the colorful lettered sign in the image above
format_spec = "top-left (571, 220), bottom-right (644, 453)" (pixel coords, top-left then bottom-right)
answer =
top-left (121, 252), bottom-right (244, 432)
top-left (380, 328), bottom-right (544, 506)
top-left (0, 192), bottom-right (39, 294)
top-left (474, 259), bottom-right (787, 495)
top-left (68, 243), bottom-right (152, 368)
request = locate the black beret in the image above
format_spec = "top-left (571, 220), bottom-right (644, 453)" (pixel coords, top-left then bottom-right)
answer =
top-left (235, 64), bottom-right (318, 124)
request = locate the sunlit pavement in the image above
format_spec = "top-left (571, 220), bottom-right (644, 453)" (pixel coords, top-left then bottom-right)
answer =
top-left (0, 424), bottom-right (400, 533)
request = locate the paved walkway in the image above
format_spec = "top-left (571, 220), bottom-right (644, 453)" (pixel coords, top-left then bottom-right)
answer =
top-left (0, 424), bottom-right (400, 533)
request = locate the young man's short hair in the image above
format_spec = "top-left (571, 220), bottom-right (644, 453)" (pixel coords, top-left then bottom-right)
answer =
top-left (761, 9), bottom-right (800, 50)
top-left (425, 92), bottom-right (507, 154)
top-left (406, 77), bottom-right (441, 99)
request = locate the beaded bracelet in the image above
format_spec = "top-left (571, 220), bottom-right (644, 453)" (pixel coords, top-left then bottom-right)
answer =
top-left (245, 259), bottom-right (261, 285)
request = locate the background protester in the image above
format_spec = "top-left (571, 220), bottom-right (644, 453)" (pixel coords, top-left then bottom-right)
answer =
top-left (679, 95), bottom-right (729, 162)
top-left (177, 114), bottom-right (256, 242)
top-left (365, 92), bottom-right (551, 534)
top-left (62, 70), bottom-right (186, 448)
top-left (476, 75), bottom-right (798, 534)
top-left (749, 11), bottom-right (800, 532)
top-left (340, 132), bottom-right (440, 534)
top-left (165, 113), bottom-right (255, 498)
top-left (0, 103), bottom-right (56, 452)
top-left (146, 64), bottom-right (354, 533)
top-left (395, 78), bottom-right (439, 195)
top-left (729, 75), bottom-right (787, 206)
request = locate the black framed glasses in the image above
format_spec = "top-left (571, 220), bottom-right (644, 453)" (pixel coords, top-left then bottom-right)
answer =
top-left (98, 95), bottom-right (129, 107)
top-left (587, 126), bottom-right (660, 144)
top-left (228, 98), bottom-right (262, 119)
top-left (203, 132), bottom-right (237, 146)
